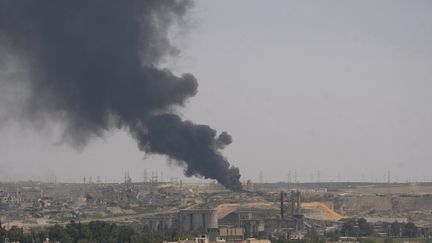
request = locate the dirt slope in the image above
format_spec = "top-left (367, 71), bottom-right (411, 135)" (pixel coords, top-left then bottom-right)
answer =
top-left (302, 202), bottom-right (345, 221)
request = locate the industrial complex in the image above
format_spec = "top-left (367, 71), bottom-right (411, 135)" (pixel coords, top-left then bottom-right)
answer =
top-left (1, 178), bottom-right (432, 242)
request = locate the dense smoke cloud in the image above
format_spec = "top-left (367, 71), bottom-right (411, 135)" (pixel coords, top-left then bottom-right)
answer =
top-left (0, 0), bottom-right (242, 190)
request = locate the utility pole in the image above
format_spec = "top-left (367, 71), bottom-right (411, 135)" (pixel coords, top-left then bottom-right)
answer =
top-left (143, 169), bottom-right (148, 183)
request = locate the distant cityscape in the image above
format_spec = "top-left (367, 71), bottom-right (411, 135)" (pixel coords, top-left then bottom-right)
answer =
top-left (1, 177), bottom-right (432, 242)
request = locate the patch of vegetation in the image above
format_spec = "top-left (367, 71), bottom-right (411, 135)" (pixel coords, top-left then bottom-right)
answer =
top-left (0, 220), bottom-right (186, 243)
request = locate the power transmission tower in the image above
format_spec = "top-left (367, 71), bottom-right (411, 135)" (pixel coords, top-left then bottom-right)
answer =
top-left (143, 169), bottom-right (148, 183)
top-left (258, 170), bottom-right (263, 183)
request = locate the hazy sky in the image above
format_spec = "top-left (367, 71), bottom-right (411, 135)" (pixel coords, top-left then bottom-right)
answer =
top-left (1, 0), bottom-right (432, 183)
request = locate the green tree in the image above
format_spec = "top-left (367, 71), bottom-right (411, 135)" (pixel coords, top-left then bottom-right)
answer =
top-left (66, 221), bottom-right (82, 243)
top-left (358, 237), bottom-right (377, 243)
top-left (341, 219), bottom-right (357, 237)
top-left (29, 228), bottom-right (48, 243)
top-left (78, 240), bottom-right (96, 243)
top-left (403, 222), bottom-right (418, 238)
top-left (390, 221), bottom-right (401, 237)
top-left (7, 226), bottom-right (25, 242)
top-left (304, 229), bottom-right (325, 243)
top-left (0, 221), bottom-right (6, 242)
top-left (383, 236), bottom-right (394, 243)
top-left (48, 224), bottom-right (68, 241)
top-left (326, 231), bottom-right (340, 242)
top-left (87, 221), bottom-right (115, 242)
top-left (117, 225), bottom-right (135, 243)
top-left (358, 218), bottom-right (373, 236)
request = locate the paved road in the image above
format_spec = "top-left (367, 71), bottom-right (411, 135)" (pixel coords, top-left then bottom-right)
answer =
top-left (78, 207), bottom-right (179, 223)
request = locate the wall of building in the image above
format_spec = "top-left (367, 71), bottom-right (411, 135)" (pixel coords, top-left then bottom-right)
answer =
top-left (177, 209), bottom-right (218, 233)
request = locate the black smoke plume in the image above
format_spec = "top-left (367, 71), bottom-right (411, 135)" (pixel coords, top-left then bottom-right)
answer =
top-left (0, 0), bottom-right (242, 191)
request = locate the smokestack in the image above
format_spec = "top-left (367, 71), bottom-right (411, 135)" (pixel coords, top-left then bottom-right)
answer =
top-left (0, 0), bottom-right (242, 191)
top-left (280, 191), bottom-right (284, 219)
top-left (291, 191), bottom-right (295, 215)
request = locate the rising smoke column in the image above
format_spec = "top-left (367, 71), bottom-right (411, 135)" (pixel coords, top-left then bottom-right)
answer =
top-left (0, 0), bottom-right (242, 191)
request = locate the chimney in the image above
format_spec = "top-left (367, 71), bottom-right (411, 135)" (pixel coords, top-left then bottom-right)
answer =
top-left (280, 191), bottom-right (284, 219)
